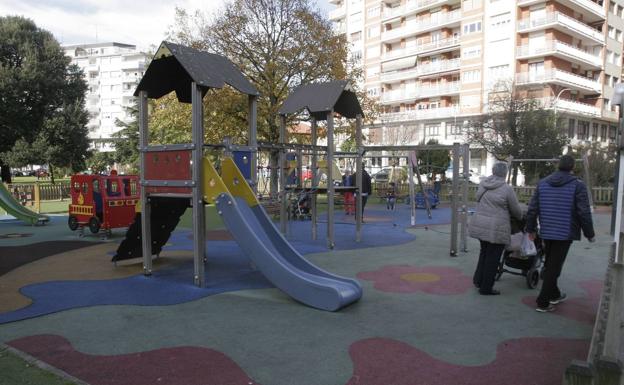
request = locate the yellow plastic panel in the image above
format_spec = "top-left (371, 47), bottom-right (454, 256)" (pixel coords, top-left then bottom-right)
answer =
top-left (221, 158), bottom-right (259, 207)
top-left (202, 157), bottom-right (230, 204)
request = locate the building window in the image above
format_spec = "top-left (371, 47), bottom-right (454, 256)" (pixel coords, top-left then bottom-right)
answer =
top-left (463, 21), bottom-right (482, 35)
top-left (568, 119), bottom-right (576, 138)
top-left (462, 45), bottom-right (481, 59)
top-left (462, 69), bottom-right (481, 83)
top-left (367, 26), bottom-right (380, 38)
top-left (367, 87), bottom-right (380, 97)
top-left (609, 125), bottom-right (617, 142)
top-left (425, 124), bottom-right (440, 136)
top-left (448, 123), bottom-right (462, 135)
top-left (367, 5), bottom-right (380, 18)
top-left (350, 31), bottom-right (362, 41)
top-left (592, 123), bottom-right (599, 141)
top-left (577, 120), bottom-right (589, 140)
top-left (601, 124), bottom-right (608, 142)
top-left (490, 12), bottom-right (510, 29)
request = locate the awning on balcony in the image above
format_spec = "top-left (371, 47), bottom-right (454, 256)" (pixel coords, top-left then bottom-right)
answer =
top-left (381, 56), bottom-right (417, 72)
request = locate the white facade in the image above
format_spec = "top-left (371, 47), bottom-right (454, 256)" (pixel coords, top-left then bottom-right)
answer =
top-left (63, 42), bottom-right (148, 152)
top-left (330, 0), bottom-right (623, 176)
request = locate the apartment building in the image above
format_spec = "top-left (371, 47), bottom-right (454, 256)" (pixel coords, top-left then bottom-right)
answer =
top-left (63, 42), bottom-right (148, 152)
top-left (330, 0), bottom-right (623, 174)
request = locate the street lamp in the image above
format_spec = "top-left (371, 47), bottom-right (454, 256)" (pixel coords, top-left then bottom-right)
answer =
top-left (553, 88), bottom-right (572, 130)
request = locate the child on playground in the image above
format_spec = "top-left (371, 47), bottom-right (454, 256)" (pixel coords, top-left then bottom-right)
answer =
top-left (386, 182), bottom-right (397, 210)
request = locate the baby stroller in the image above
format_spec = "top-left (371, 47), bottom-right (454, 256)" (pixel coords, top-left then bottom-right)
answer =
top-left (495, 230), bottom-right (544, 289)
top-left (290, 190), bottom-right (312, 220)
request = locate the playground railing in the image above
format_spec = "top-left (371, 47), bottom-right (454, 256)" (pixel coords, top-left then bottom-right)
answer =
top-left (374, 183), bottom-right (615, 205)
top-left (7, 182), bottom-right (71, 203)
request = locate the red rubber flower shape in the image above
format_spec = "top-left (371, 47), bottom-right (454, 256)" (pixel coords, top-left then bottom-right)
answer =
top-left (357, 265), bottom-right (473, 295)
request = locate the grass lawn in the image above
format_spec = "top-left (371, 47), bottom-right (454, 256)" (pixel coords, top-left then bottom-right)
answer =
top-left (0, 346), bottom-right (76, 385)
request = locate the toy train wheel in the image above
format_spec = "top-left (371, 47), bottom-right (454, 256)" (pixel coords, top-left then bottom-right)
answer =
top-left (68, 216), bottom-right (79, 231)
top-left (88, 217), bottom-right (101, 234)
top-left (527, 268), bottom-right (540, 289)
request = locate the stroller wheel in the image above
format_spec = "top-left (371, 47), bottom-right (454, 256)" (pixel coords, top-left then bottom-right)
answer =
top-left (527, 268), bottom-right (540, 289)
top-left (495, 260), bottom-right (504, 281)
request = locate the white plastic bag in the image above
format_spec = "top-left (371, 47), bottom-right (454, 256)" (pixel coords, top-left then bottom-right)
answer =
top-left (521, 233), bottom-right (537, 256)
top-left (506, 232), bottom-right (523, 252)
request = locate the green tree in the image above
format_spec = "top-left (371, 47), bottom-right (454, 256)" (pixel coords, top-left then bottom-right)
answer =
top-left (0, 16), bottom-right (90, 183)
top-left (111, 104), bottom-right (141, 173)
top-left (568, 142), bottom-right (616, 187)
top-left (417, 139), bottom-right (451, 181)
top-left (465, 82), bottom-right (569, 185)
top-left (164, 1), bottom-right (379, 192)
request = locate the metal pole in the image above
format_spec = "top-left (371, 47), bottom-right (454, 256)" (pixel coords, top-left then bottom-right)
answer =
top-left (191, 83), bottom-right (206, 287)
top-left (311, 118), bottom-right (318, 240)
top-left (460, 143), bottom-right (470, 252)
top-left (413, 150), bottom-right (431, 218)
top-left (614, 118), bottom-right (624, 263)
top-left (279, 115), bottom-right (288, 235)
top-left (582, 153), bottom-right (594, 211)
top-left (408, 152), bottom-right (416, 226)
top-left (296, 147), bottom-right (303, 189)
top-left (355, 114), bottom-right (363, 242)
top-left (139, 91), bottom-right (152, 276)
top-left (450, 142), bottom-right (460, 256)
top-left (248, 95), bottom-right (258, 193)
top-left (327, 111), bottom-right (335, 249)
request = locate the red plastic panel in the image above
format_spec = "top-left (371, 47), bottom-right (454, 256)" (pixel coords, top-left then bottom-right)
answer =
top-left (144, 151), bottom-right (192, 181)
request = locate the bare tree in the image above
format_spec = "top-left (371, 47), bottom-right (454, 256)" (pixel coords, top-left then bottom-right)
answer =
top-left (465, 81), bottom-right (569, 185)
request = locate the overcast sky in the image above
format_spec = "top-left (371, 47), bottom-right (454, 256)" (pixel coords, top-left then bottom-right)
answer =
top-left (0, 0), bottom-right (333, 51)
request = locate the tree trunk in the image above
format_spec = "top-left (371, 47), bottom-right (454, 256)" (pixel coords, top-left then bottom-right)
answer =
top-left (511, 164), bottom-right (518, 186)
top-left (49, 164), bottom-right (55, 184)
top-left (0, 163), bottom-right (12, 184)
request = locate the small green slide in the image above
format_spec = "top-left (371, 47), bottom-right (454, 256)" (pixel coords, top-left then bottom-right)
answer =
top-left (0, 183), bottom-right (49, 225)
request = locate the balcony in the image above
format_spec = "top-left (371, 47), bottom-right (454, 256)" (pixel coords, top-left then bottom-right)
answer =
top-left (381, 10), bottom-right (461, 42)
top-left (538, 96), bottom-right (601, 117)
top-left (517, 0), bottom-right (605, 22)
top-left (380, 106), bottom-right (460, 122)
top-left (381, 68), bottom-right (420, 83)
top-left (381, 88), bottom-right (421, 104)
top-left (416, 58), bottom-right (461, 77)
top-left (517, 12), bottom-right (604, 44)
top-left (382, 0), bottom-right (455, 21)
top-left (516, 69), bottom-right (601, 92)
top-left (380, 82), bottom-right (461, 104)
top-left (329, 5), bottom-right (346, 20)
top-left (418, 82), bottom-right (460, 97)
top-left (415, 36), bottom-right (461, 56)
top-left (516, 40), bottom-right (602, 69)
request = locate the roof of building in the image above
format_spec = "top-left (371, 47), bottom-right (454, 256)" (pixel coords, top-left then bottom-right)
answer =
top-left (62, 42), bottom-right (136, 50)
top-left (134, 41), bottom-right (258, 103)
top-left (279, 80), bottom-right (364, 120)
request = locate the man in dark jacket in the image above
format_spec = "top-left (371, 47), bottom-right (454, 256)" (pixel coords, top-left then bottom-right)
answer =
top-left (354, 165), bottom-right (372, 221)
top-left (526, 155), bottom-right (595, 312)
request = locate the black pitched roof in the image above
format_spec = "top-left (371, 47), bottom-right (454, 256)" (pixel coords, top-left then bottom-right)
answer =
top-left (279, 80), bottom-right (364, 120)
top-left (135, 41), bottom-right (258, 103)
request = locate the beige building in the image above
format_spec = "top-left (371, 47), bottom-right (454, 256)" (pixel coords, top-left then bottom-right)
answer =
top-left (330, 0), bottom-right (623, 174)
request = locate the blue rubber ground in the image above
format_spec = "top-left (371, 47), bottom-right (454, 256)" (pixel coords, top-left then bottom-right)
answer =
top-left (0, 205), bottom-right (452, 323)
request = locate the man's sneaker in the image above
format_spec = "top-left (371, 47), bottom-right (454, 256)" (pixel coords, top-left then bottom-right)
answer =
top-left (535, 304), bottom-right (556, 313)
top-left (550, 293), bottom-right (567, 305)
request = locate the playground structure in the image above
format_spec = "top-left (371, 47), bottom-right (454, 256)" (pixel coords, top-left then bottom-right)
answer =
top-left (67, 173), bottom-right (140, 236)
top-left (0, 182), bottom-right (49, 225)
top-left (113, 41), bottom-right (361, 311)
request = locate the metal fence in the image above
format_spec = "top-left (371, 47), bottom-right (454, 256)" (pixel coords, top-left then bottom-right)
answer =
top-left (373, 182), bottom-right (615, 205)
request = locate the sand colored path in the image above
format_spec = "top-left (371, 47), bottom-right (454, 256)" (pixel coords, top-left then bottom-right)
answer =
top-left (0, 243), bottom-right (191, 313)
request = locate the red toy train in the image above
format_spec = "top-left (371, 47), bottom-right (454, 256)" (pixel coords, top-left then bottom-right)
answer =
top-left (68, 171), bottom-right (140, 236)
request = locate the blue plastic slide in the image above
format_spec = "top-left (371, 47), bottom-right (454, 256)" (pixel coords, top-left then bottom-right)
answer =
top-left (215, 194), bottom-right (362, 311)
